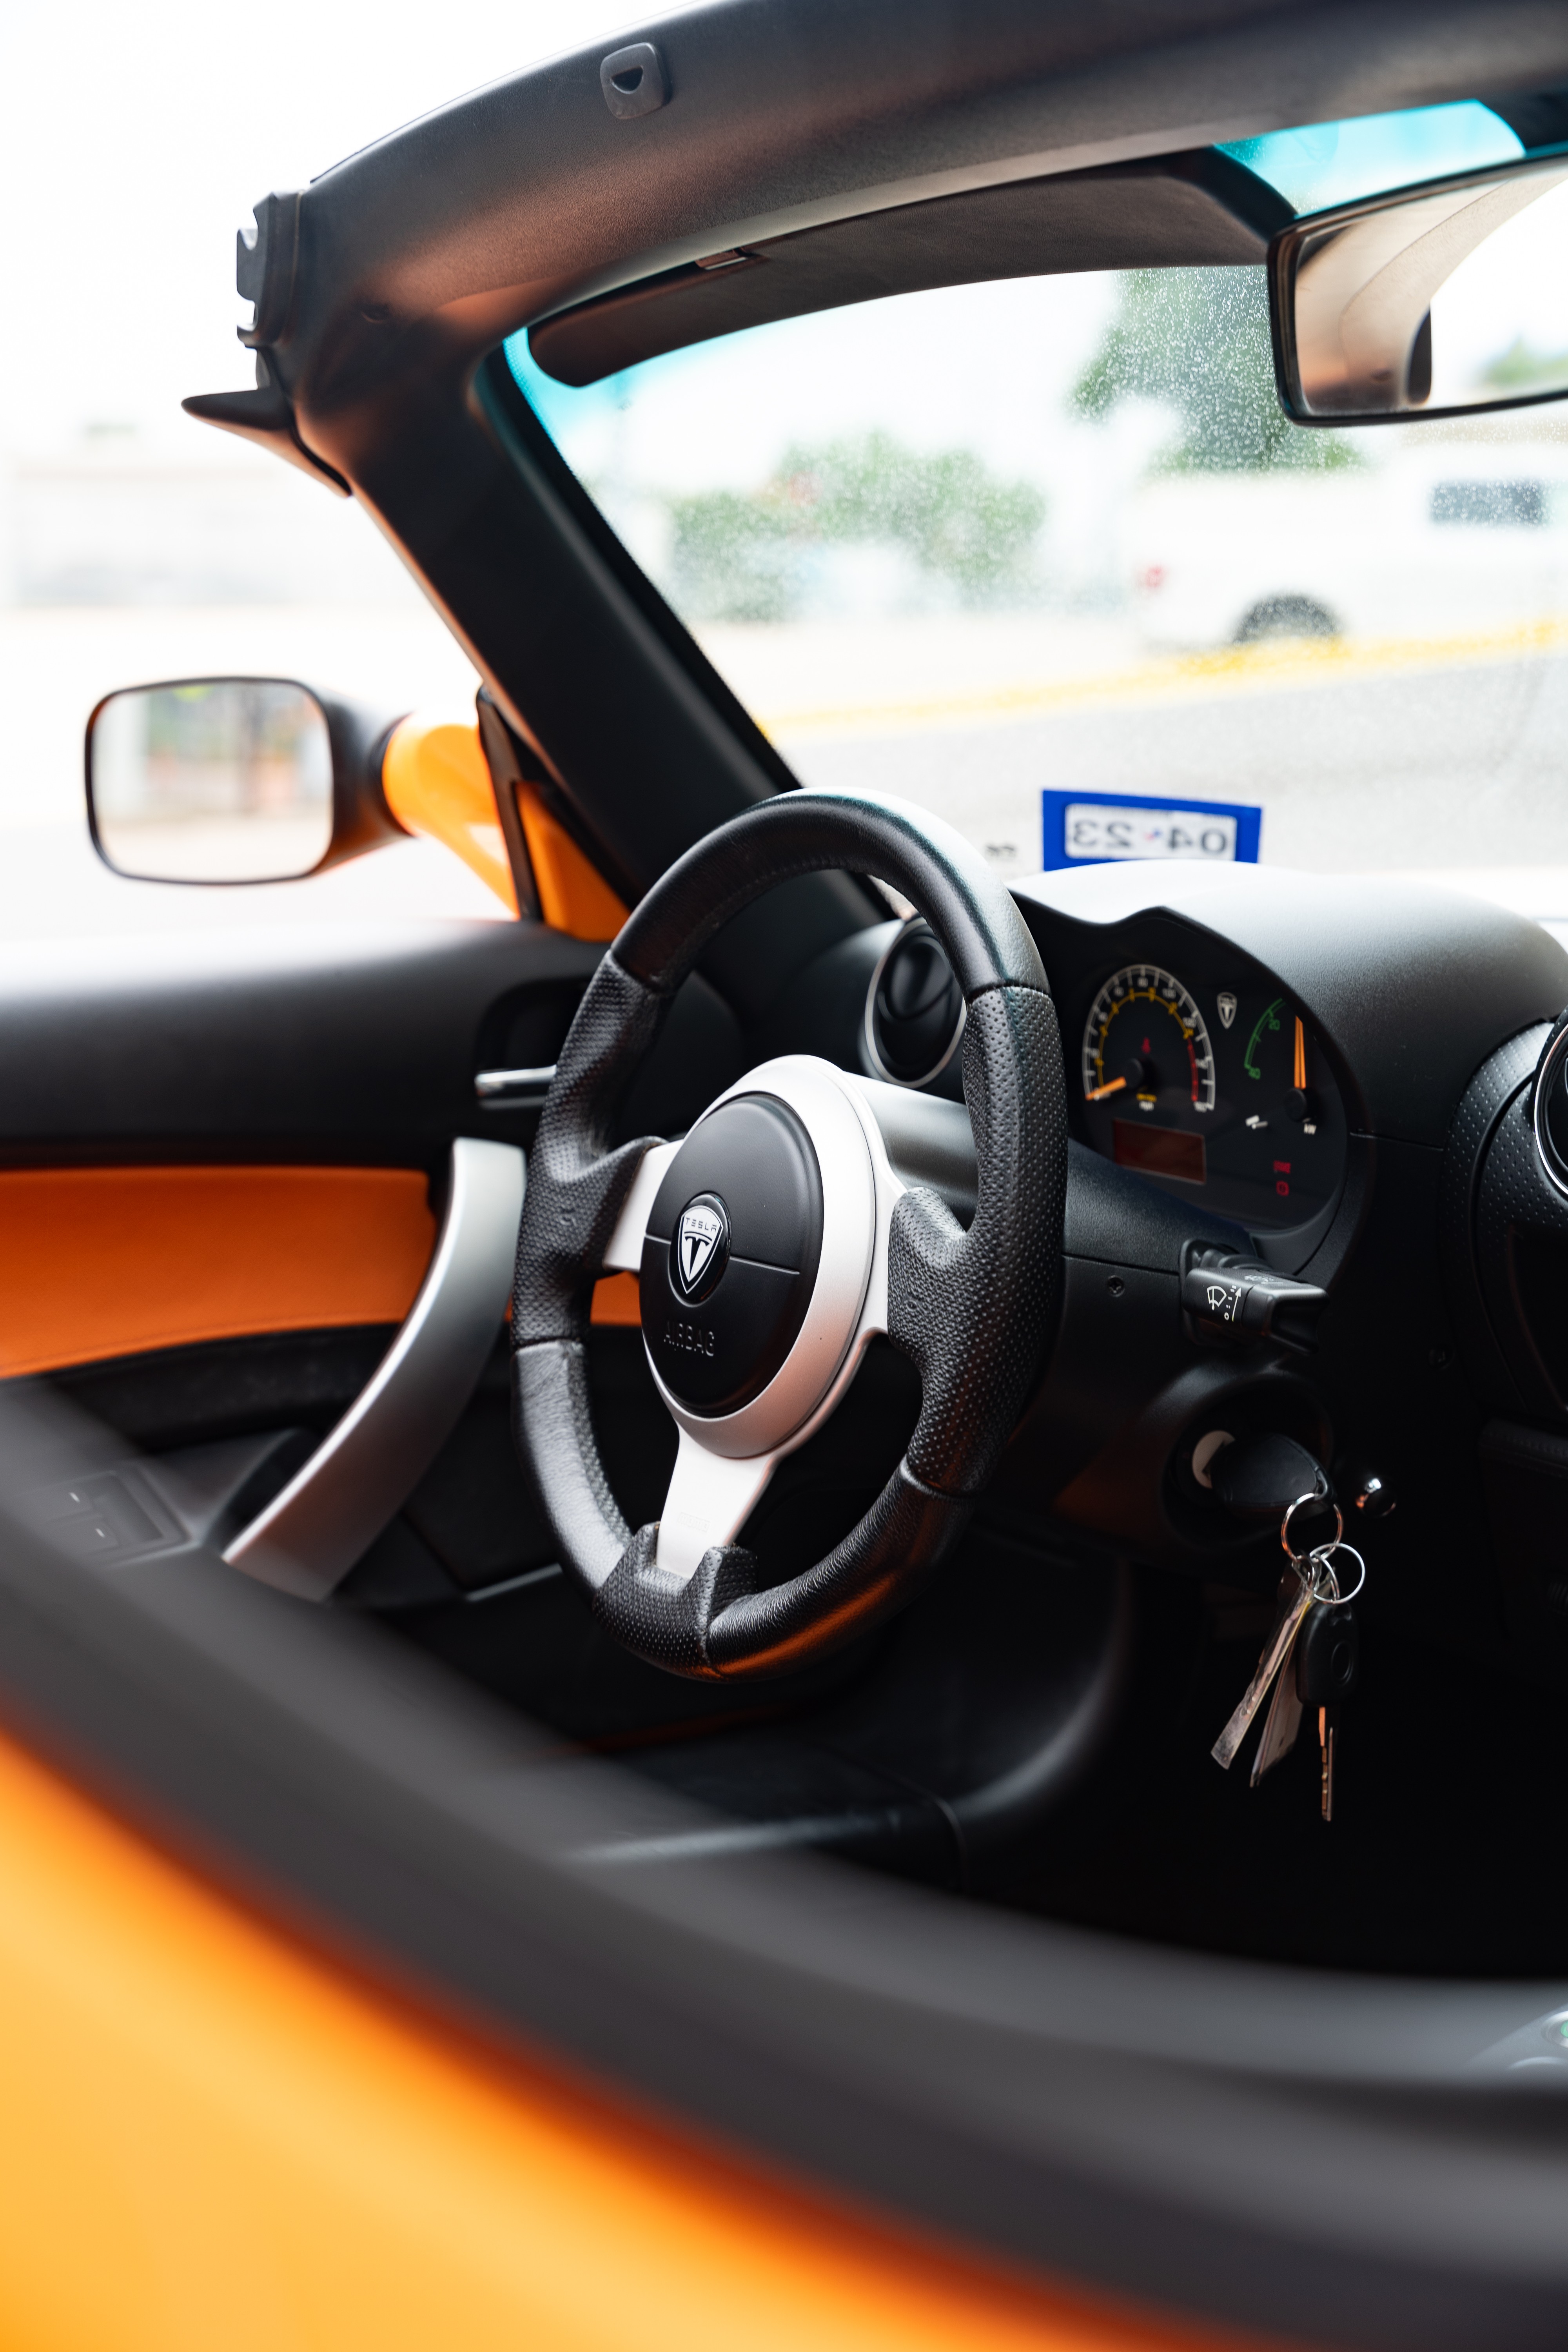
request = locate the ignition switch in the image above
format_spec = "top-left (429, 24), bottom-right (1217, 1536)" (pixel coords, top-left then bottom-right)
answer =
top-left (1207, 1431), bottom-right (1339, 1553)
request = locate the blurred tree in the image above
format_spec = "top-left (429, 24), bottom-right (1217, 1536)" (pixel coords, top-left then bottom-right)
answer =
top-left (1073, 268), bottom-right (1357, 471)
top-left (667, 488), bottom-right (799, 623)
top-left (1483, 333), bottom-right (1568, 392)
top-left (669, 430), bottom-right (1045, 622)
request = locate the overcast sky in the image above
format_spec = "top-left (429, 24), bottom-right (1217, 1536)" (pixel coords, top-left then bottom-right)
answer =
top-left (0, 0), bottom-right (635, 456)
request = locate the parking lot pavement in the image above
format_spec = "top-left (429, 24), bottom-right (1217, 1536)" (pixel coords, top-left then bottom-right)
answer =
top-left (775, 634), bottom-right (1568, 919)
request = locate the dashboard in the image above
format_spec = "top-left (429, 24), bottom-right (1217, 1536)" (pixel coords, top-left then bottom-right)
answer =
top-left (817, 858), bottom-right (1568, 1686)
top-left (857, 869), bottom-right (1364, 1262)
top-left (835, 856), bottom-right (1568, 1325)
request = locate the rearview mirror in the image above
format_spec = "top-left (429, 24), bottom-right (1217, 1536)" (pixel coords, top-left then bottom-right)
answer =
top-left (86, 677), bottom-right (401, 884)
top-left (1270, 152), bottom-right (1568, 425)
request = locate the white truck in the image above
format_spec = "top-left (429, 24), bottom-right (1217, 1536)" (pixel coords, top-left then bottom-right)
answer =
top-left (1124, 438), bottom-right (1568, 648)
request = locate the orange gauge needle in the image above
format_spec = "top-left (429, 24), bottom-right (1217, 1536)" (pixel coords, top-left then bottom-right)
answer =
top-left (1294, 1016), bottom-right (1307, 1091)
top-left (1086, 1076), bottom-right (1127, 1102)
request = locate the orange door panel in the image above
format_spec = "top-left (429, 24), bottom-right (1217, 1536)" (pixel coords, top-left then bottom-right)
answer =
top-left (0, 1167), bottom-right (437, 1378)
top-left (590, 1272), bottom-right (641, 1326)
top-left (0, 1164), bottom-right (637, 1381)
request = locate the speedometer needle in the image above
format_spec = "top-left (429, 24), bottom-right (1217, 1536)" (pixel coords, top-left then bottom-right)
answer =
top-left (1085, 1076), bottom-right (1127, 1102)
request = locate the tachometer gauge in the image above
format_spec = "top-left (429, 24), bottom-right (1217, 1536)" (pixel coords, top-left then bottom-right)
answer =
top-left (1075, 951), bottom-right (1345, 1229)
top-left (1081, 965), bottom-right (1216, 1186)
top-left (1082, 965), bottom-right (1215, 1112)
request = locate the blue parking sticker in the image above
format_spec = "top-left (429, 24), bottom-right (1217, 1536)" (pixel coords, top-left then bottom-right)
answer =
top-left (1041, 788), bottom-right (1262, 871)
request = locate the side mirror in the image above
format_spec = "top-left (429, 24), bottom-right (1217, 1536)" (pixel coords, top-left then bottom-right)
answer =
top-left (85, 677), bottom-right (403, 885)
top-left (1270, 152), bottom-right (1568, 425)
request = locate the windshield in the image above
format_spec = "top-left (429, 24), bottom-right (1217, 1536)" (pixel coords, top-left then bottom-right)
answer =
top-left (507, 107), bottom-right (1568, 922)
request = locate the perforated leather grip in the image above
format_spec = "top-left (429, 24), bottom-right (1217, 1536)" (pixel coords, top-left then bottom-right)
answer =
top-left (511, 791), bottom-right (1067, 1678)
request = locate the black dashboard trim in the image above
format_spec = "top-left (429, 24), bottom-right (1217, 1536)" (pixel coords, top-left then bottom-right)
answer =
top-left (1013, 865), bottom-right (1568, 1154)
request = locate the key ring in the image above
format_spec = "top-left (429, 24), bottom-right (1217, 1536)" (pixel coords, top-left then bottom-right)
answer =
top-left (1281, 1490), bottom-right (1342, 1562)
top-left (1309, 1539), bottom-right (1366, 1606)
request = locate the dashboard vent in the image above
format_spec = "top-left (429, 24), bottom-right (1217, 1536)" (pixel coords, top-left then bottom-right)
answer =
top-left (865, 918), bottom-right (964, 1088)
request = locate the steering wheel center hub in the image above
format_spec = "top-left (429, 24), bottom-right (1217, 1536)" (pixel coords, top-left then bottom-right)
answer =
top-left (641, 1093), bottom-right (826, 1417)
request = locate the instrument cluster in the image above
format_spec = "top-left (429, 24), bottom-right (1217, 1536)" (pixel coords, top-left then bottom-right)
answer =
top-left (847, 901), bottom-right (1353, 1246)
top-left (1072, 942), bottom-right (1347, 1236)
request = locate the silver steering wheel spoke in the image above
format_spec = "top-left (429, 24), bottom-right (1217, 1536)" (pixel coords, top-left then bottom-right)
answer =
top-left (601, 1139), bottom-right (680, 1272)
top-left (655, 1431), bottom-right (780, 1582)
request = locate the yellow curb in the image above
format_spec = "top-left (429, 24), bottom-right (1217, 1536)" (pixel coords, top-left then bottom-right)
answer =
top-left (756, 613), bottom-right (1568, 742)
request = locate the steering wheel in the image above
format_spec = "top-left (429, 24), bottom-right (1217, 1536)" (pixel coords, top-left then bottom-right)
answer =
top-left (511, 791), bottom-right (1067, 1679)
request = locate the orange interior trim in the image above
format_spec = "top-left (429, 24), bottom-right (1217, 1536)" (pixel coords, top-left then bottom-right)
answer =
top-left (382, 714), bottom-right (520, 915)
top-left (0, 1166), bottom-right (437, 1378)
top-left (591, 1272), bottom-right (641, 1326)
top-left (518, 782), bottom-right (630, 941)
top-left (0, 1720), bottom-right (1271, 2352)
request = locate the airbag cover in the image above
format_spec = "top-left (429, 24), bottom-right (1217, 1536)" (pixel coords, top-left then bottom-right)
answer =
top-left (641, 1094), bottom-right (823, 1413)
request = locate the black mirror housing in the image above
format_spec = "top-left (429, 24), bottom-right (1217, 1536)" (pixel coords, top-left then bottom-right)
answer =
top-left (84, 677), bottom-right (407, 887)
top-left (1270, 151), bottom-right (1568, 428)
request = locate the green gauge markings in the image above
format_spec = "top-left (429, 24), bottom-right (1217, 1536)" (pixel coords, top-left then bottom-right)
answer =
top-left (1243, 996), bottom-right (1283, 1082)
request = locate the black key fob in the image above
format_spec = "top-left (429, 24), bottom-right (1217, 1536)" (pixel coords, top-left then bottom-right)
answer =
top-left (1296, 1603), bottom-right (1359, 1706)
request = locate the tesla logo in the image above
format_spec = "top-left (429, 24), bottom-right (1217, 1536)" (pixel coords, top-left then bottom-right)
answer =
top-left (1218, 991), bottom-right (1237, 1029)
top-left (671, 1193), bottom-right (730, 1304)
top-left (678, 1203), bottom-right (723, 1288)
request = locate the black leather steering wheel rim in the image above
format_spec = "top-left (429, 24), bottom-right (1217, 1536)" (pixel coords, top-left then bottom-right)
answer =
top-left (511, 790), bottom-right (1067, 1679)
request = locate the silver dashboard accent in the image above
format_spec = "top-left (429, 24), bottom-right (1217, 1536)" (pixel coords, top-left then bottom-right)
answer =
top-left (862, 916), bottom-right (966, 1089)
top-left (1534, 1024), bottom-right (1568, 1201)
top-left (224, 1136), bottom-right (525, 1601)
top-left (475, 1064), bottom-right (556, 1105)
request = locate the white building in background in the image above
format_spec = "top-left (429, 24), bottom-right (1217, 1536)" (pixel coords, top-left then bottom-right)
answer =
top-left (0, 428), bottom-right (423, 608)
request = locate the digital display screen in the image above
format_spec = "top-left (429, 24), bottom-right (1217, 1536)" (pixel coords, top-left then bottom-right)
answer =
top-left (1113, 1118), bottom-right (1206, 1185)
